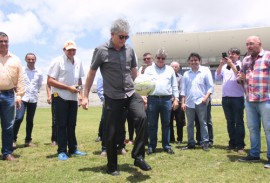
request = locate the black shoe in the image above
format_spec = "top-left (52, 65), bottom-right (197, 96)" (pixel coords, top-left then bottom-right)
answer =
top-left (208, 142), bottom-right (213, 148)
top-left (95, 136), bottom-right (101, 142)
top-left (164, 148), bottom-right (175, 154)
top-left (177, 141), bottom-right (182, 145)
top-left (226, 145), bottom-right (235, 150)
top-left (238, 155), bottom-right (260, 162)
top-left (181, 145), bottom-right (195, 150)
top-left (202, 143), bottom-right (209, 151)
top-left (147, 148), bottom-right (154, 155)
top-left (134, 158), bottom-right (152, 171)
top-left (107, 170), bottom-right (120, 176)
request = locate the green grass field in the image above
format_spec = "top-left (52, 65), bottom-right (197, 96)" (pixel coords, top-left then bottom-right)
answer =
top-left (0, 106), bottom-right (270, 183)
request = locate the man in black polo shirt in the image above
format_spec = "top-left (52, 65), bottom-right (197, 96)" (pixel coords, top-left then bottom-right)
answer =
top-left (82, 19), bottom-right (151, 176)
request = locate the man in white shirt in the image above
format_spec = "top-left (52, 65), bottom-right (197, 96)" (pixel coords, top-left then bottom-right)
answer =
top-left (13, 53), bottom-right (43, 148)
top-left (47, 40), bottom-right (86, 161)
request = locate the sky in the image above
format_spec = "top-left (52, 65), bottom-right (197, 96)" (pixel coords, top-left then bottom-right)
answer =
top-left (1, 0), bottom-right (270, 81)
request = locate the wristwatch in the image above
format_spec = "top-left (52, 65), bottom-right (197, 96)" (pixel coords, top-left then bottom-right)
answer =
top-left (174, 98), bottom-right (179, 102)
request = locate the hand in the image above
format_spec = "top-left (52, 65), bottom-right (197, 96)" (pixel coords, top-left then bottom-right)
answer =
top-left (69, 85), bottom-right (80, 93)
top-left (181, 103), bottom-right (186, 111)
top-left (16, 99), bottom-right (22, 110)
top-left (81, 97), bottom-right (89, 110)
top-left (141, 96), bottom-right (148, 110)
top-left (47, 96), bottom-right (52, 104)
top-left (237, 72), bottom-right (245, 83)
top-left (225, 58), bottom-right (233, 67)
top-left (201, 96), bottom-right (208, 105)
top-left (172, 100), bottom-right (179, 111)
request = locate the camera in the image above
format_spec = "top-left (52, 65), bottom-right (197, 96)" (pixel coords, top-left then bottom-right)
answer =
top-left (222, 52), bottom-right (231, 70)
top-left (222, 52), bottom-right (227, 59)
top-left (236, 65), bottom-right (240, 71)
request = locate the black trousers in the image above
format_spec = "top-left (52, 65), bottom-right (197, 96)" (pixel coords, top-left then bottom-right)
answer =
top-left (51, 94), bottom-right (57, 142)
top-left (54, 96), bottom-right (78, 154)
top-left (170, 104), bottom-right (186, 142)
top-left (104, 93), bottom-right (147, 172)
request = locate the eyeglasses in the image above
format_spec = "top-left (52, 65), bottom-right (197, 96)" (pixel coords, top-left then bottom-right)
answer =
top-left (143, 57), bottom-right (151, 61)
top-left (118, 35), bottom-right (129, 40)
top-left (157, 57), bottom-right (165, 60)
top-left (0, 40), bottom-right (8, 44)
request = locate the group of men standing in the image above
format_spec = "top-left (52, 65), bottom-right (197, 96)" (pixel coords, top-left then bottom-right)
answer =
top-left (1, 18), bottom-right (270, 175)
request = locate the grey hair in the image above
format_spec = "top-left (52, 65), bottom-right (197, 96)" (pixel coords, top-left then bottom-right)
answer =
top-left (170, 61), bottom-right (180, 67)
top-left (156, 48), bottom-right (168, 58)
top-left (110, 19), bottom-right (130, 34)
top-left (0, 32), bottom-right (8, 38)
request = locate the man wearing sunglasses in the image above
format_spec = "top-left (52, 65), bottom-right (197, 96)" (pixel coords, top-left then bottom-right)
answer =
top-left (144, 49), bottom-right (179, 155)
top-left (82, 19), bottom-right (151, 176)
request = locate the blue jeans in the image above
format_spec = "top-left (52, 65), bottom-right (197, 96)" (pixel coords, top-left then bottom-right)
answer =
top-left (186, 103), bottom-right (209, 146)
top-left (0, 90), bottom-right (15, 158)
top-left (222, 97), bottom-right (245, 148)
top-left (54, 96), bottom-right (78, 154)
top-left (13, 101), bottom-right (37, 143)
top-left (245, 100), bottom-right (270, 159)
top-left (147, 96), bottom-right (172, 150)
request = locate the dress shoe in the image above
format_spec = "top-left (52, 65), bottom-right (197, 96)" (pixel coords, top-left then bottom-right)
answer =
top-left (134, 157), bottom-right (152, 171)
top-left (181, 145), bottom-right (195, 150)
top-left (107, 170), bottom-right (120, 176)
top-left (51, 141), bottom-right (57, 146)
top-left (202, 143), bottom-right (209, 151)
top-left (95, 136), bottom-right (101, 142)
top-left (147, 148), bottom-right (154, 155)
top-left (164, 148), bottom-right (175, 154)
top-left (117, 148), bottom-right (127, 155)
top-left (13, 142), bottom-right (17, 148)
top-left (3, 154), bottom-right (17, 161)
top-left (100, 150), bottom-right (107, 157)
top-left (24, 141), bottom-right (36, 147)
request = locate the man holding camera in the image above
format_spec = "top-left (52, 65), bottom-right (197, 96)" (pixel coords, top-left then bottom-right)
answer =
top-left (215, 48), bottom-right (245, 153)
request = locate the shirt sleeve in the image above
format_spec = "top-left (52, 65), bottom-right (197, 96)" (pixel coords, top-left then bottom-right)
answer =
top-left (16, 60), bottom-right (25, 99)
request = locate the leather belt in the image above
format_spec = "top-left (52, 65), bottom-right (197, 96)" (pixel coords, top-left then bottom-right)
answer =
top-left (0, 89), bottom-right (14, 93)
top-left (149, 95), bottom-right (171, 98)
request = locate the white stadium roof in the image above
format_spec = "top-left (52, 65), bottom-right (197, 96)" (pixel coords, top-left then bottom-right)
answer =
top-left (131, 26), bottom-right (270, 67)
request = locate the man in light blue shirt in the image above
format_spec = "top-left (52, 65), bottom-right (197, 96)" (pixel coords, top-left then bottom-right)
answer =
top-left (144, 48), bottom-right (179, 155)
top-left (181, 52), bottom-right (214, 151)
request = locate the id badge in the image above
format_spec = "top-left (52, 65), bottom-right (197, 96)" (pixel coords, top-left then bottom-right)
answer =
top-left (53, 92), bottom-right (59, 97)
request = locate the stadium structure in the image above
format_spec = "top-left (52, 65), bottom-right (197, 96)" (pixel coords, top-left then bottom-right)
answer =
top-left (130, 26), bottom-right (270, 105)
top-left (131, 26), bottom-right (270, 68)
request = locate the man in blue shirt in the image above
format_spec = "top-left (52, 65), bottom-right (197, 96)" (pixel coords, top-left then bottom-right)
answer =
top-left (181, 52), bottom-right (214, 151)
top-left (144, 48), bottom-right (179, 155)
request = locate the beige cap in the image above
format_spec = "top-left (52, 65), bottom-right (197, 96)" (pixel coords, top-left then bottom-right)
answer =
top-left (64, 40), bottom-right (77, 50)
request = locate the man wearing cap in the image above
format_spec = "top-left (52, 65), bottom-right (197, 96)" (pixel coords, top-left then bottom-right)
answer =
top-left (47, 40), bottom-right (86, 161)
top-left (0, 32), bottom-right (25, 161)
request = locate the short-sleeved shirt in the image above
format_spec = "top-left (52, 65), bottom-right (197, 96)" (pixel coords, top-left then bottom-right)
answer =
top-left (242, 50), bottom-right (270, 102)
top-left (48, 54), bottom-right (84, 101)
top-left (90, 40), bottom-right (137, 99)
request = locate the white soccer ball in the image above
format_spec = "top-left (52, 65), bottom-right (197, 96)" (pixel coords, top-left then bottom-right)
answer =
top-left (134, 76), bottom-right (155, 96)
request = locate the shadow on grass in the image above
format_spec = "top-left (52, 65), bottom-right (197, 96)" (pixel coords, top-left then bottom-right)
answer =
top-left (79, 163), bottom-right (151, 182)
top-left (46, 153), bottom-right (58, 159)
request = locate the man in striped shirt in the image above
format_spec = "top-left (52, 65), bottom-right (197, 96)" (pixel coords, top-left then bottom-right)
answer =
top-left (238, 36), bottom-right (270, 169)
